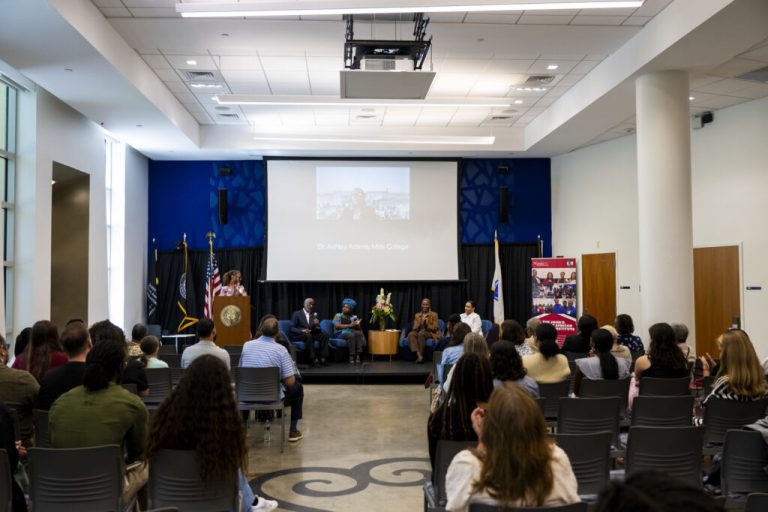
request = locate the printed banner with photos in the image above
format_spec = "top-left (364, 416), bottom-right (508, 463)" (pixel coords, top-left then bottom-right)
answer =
top-left (532, 258), bottom-right (578, 345)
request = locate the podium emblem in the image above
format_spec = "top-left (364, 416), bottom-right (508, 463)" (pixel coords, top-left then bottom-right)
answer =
top-left (220, 305), bottom-right (242, 327)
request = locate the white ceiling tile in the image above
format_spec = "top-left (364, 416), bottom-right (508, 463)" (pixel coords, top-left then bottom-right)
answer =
top-left (173, 91), bottom-right (197, 103)
top-left (693, 78), bottom-right (753, 96)
top-left (127, 8), bottom-right (178, 17)
top-left (521, 9), bottom-right (579, 15)
top-left (463, 13), bottom-right (522, 24)
top-left (192, 112), bottom-right (214, 124)
top-left (313, 111), bottom-right (349, 127)
top-left (298, 14), bottom-right (343, 21)
top-left (556, 74), bottom-right (585, 86)
top-left (154, 68), bottom-right (182, 82)
top-left (260, 56), bottom-right (307, 72)
top-left (141, 54), bottom-right (171, 70)
top-left (449, 108), bottom-right (490, 126)
top-left (571, 60), bottom-right (600, 74)
top-left (469, 74), bottom-right (526, 96)
top-left (517, 15), bottom-right (574, 25)
top-left (227, 82), bottom-right (272, 94)
top-left (181, 103), bottom-right (207, 115)
top-left (99, 7), bottom-right (132, 17)
top-left (544, 86), bottom-right (571, 98)
top-left (416, 108), bottom-right (457, 126)
top-left (166, 55), bottom-right (217, 70)
top-left (570, 15), bottom-right (629, 26)
top-left (435, 58), bottom-right (488, 73)
top-left (427, 74), bottom-right (477, 97)
top-left (221, 69), bottom-right (266, 83)
top-left (532, 96), bottom-right (557, 107)
top-left (633, 0), bottom-right (674, 17)
top-left (280, 112), bottom-right (316, 126)
top-left (93, 0), bottom-right (124, 7)
top-left (484, 60), bottom-right (535, 74)
top-left (121, 0), bottom-right (175, 7)
top-left (739, 44), bottom-right (768, 64)
top-left (219, 56), bottom-right (262, 71)
top-left (308, 72), bottom-right (340, 95)
top-left (266, 71), bottom-right (311, 95)
top-left (194, 92), bottom-right (221, 105)
top-left (689, 74), bottom-right (725, 88)
top-left (528, 60), bottom-right (578, 74)
top-left (709, 58), bottom-right (766, 78)
top-left (729, 83), bottom-right (768, 100)
top-left (538, 54), bottom-right (587, 61)
top-left (350, 115), bottom-right (383, 126)
top-left (247, 114), bottom-right (283, 127)
top-left (427, 13), bottom-right (466, 23)
top-left (693, 95), bottom-right (750, 110)
top-left (164, 81), bottom-right (189, 93)
top-left (307, 56), bottom-right (343, 72)
top-left (623, 16), bottom-right (652, 26)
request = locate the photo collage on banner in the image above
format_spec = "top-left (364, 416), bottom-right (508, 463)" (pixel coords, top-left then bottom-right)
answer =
top-left (532, 258), bottom-right (578, 345)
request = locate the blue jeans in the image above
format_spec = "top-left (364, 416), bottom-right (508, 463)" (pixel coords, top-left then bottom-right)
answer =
top-left (239, 469), bottom-right (255, 512)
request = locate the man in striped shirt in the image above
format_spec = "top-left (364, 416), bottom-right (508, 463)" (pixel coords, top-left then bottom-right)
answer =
top-left (240, 317), bottom-right (305, 442)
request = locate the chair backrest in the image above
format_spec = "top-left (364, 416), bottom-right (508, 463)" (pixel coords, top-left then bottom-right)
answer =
top-left (631, 395), bottom-right (694, 427)
top-left (158, 344), bottom-right (177, 355)
top-left (745, 493), bottom-right (768, 512)
top-left (223, 345), bottom-right (243, 356)
top-left (433, 440), bottom-right (475, 506)
top-left (625, 426), bottom-right (703, 488)
top-left (553, 432), bottom-right (611, 496)
top-left (480, 319), bottom-right (493, 338)
top-left (538, 380), bottom-right (571, 419)
top-left (121, 383), bottom-right (139, 395)
top-left (469, 503), bottom-right (588, 512)
top-left (703, 398), bottom-right (768, 446)
top-left (29, 445), bottom-right (123, 512)
top-left (5, 409), bottom-right (18, 443)
top-left (485, 324), bottom-right (499, 344)
top-left (639, 376), bottom-right (691, 396)
top-left (557, 397), bottom-right (621, 446)
top-left (578, 377), bottom-right (631, 415)
top-left (158, 353), bottom-right (182, 368)
top-left (278, 320), bottom-right (293, 340)
top-left (144, 368), bottom-right (173, 404)
top-left (147, 324), bottom-right (162, 337)
top-left (702, 375), bottom-right (716, 396)
top-left (32, 409), bottom-right (50, 448)
top-left (319, 319), bottom-right (335, 338)
top-left (149, 449), bottom-right (238, 512)
top-left (179, 344), bottom-right (193, 354)
top-left (0, 449), bottom-right (10, 512)
top-left (721, 430), bottom-right (768, 496)
top-left (236, 367), bottom-right (281, 403)
top-left (170, 367), bottom-right (184, 388)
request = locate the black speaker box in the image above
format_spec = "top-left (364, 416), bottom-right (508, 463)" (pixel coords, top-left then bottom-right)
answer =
top-left (499, 186), bottom-right (509, 223)
top-left (218, 188), bottom-right (228, 224)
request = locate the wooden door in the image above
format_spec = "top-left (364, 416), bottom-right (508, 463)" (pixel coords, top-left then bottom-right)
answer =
top-left (694, 246), bottom-right (740, 356)
top-left (581, 253), bottom-right (617, 327)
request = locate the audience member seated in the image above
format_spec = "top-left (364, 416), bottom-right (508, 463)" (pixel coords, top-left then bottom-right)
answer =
top-left (12, 320), bottom-right (67, 382)
top-left (525, 316), bottom-right (542, 353)
top-left (49, 338), bottom-right (149, 506)
top-left (491, 340), bottom-right (539, 398)
top-left (145, 355), bottom-right (278, 512)
top-left (0, 402), bottom-right (28, 511)
top-left (500, 319), bottom-right (533, 357)
top-left (427, 353), bottom-right (493, 468)
top-left (332, 298), bottom-right (365, 365)
top-left (444, 385), bottom-right (579, 511)
top-left (139, 336), bottom-right (168, 369)
top-left (672, 323), bottom-right (695, 361)
top-left (289, 297), bottom-right (330, 367)
top-left (523, 323), bottom-right (571, 384)
top-left (407, 298), bottom-right (440, 364)
top-left (128, 323), bottom-right (147, 358)
top-left (241, 318), bottom-right (305, 443)
top-left (13, 327), bottom-right (31, 359)
top-left (595, 470), bottom-right (724, 512)
top-left (0, 334), bottom-right (39, 447)
top-left (181, 318), bottom-right (230, 370)
top-left (443, 333), bottom-right (490, 395)
top-left (255, 315), bottom-right (299, 376)
top-left (0, 342), bottom-right (7, 367)
top-left (615, 313), bottom-right (645, 354)
top-left (37, 322), bottom-right (91, 410)
top-left (89, 320), bottom-right (149, 397)
top-left (436, 313), bottom-right (462, 351)
top-left (438, 323), bottom-right (471, 386)
top-left (574, 328), bottom-right (631, 394)
top-left (459, 300), bottom-right (482, 335)
top-left (603, 324), bottom-right (632, 362)
top-left (633, 323), bottom-right (689, 382)
top-left (703, 329), bottom-right (767, 405)
top-left (561, 314), bottom-right (597, 354)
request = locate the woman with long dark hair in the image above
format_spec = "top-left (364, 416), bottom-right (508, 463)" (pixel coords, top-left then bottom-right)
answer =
top-left (574, 328), bottom-right (631, 394)
top-left (445, 385), bottom-right (579, 510)
top-left (500, 320), bottom-right (532, 357)
top-left (562, 314), bottom-right (597, 354)
top-left (490, 340), bottom-right (539, 398)
top-left (145, 355), bottom-right (277, 512)
top-left (522, 323), bottom-right (571, 384)
top-left (12, 320), bottom-right (66, 382)
top-left (633, 323), bottom-right (689, 381)
top-left (615, 314), bottom-right (645, 354)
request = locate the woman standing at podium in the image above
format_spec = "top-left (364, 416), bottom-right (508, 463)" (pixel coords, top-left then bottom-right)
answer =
top-left (221, 270), bottom-right (247, 297)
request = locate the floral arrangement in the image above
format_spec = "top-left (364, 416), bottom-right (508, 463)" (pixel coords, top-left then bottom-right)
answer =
top-left (370, 288), bottom-right (396, 331)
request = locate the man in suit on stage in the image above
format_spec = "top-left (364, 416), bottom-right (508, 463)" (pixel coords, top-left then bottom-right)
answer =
top-left (290, 298), bottom-right (330, 367)
top-left (407, 298), bottom-right (439, 364)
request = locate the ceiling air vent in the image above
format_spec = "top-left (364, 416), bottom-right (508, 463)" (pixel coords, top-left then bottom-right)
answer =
top-left (481, 114), bottom-right (516, 126)
top-left (524, 75), bottom-right (555, 85)
top-left (180, 69), bottom-right (220, 82)
top-left (218, 113), bottom-right (240, 119)
top-left (736, 65), bottom-right (768, 83)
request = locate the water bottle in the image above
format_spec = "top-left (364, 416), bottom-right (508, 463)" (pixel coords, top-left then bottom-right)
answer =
top-left (263, 419), bottom-right (271, 443)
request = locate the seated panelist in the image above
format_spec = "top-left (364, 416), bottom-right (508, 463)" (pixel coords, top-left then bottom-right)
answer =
top-left (289, 298), bottom-right (330, 367)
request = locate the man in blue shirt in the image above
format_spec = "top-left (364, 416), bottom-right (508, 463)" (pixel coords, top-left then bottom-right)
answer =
top-left (240, 317), bottom-right (305, 442)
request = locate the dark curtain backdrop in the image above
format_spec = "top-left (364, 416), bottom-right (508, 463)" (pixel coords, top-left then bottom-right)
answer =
top-left (156, 244), bottom-right (538, 335)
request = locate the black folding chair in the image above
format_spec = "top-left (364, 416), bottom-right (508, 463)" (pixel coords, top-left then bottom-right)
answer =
top-left (424, 440), bottom-right (475, 511)
top-left (469, 503), bottom-right (588, 511)
top-left (624, 426), bottom-right (703, 488)
top-left (538, 380), bottom-right (570, 420)
top-left (631, 395), bottom-right (694, 427)
top-left (32, 409), bottom-right (50, 448)
top-left (639, 376), bottom-right (691, 396)
top-left (721, 430), bottom-right (768, 500)
top-left (158, 353), bottom-right (182, 368)
top-left (553, 432), bottom-right (611, 497)
top-left (236, 367), bottom-right (286, 452)
top-left (0, 449), bottom-right (11, 512)
top-left (557, 397), bottom-right (621, 452)
top-left (143, 368), bottom-right (173, 407)
top-left (578, 377), bottom-right (631, 421)
top-left (702, 398), bottom-right (768, 453)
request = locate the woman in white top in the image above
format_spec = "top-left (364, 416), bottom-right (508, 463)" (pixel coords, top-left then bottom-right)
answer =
top-left (220, 270), bottom-right (247, 297)
top-left (460, 300), bottom-right (483, 335)
top-left (139, 335), bottom-right (169, 369)
top-left (573, 328), bottom-right (631, 395)
top-left (445, 385), bottom-right (579, 511)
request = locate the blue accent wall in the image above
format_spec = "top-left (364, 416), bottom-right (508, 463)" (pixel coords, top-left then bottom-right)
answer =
top-left (148, 158), bottom-right (551, 255)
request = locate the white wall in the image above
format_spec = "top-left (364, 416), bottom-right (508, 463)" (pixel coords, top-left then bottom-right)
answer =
top-left (123, 145), bottom-right (149, 332)
top-left (551, 95), bottom-right (768, 359)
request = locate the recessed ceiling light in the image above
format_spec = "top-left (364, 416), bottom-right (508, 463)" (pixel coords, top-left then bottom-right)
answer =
top-left (186, 59), bottom-right (197, 66)
top-left (253, 135), bottom-right (496, 145)
top-left (516, 87), bottom-right (547, 92)
top-left (215, 106), bottom-right (231, 111)
top-left (178, 1), bottom-right (644, 18)
top-left (221, 33), bottom-right (230, 37)
top-left (190, 83), bottom-right (223, 89)
top-left (547, 64), bottom-right (559, 70)
top-left (689, 96), bottom-right (695, 101)
top-left (513, 100), bottom-right (524, 104)
top-left (64, 68), bottom-right (73, 72)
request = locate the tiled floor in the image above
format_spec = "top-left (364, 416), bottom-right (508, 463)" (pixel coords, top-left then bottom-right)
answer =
top-left (245, 383), bottom-right (430, 511)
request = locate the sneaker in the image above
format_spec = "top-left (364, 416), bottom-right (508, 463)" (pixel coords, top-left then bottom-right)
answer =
top-left (252, 496), bottom-right (279, 512)
top-left (288, 430), bottom-right (304, 442)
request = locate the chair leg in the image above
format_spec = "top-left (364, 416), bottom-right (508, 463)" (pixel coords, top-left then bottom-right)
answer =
top-left (280, 406), bottom-right (286, 453)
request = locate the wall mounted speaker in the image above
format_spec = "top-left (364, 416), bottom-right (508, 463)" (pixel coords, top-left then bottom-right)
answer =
top-left (499, 186), bottom-right (509, 223)
top-left (218, 188), bottom-right (228, 224)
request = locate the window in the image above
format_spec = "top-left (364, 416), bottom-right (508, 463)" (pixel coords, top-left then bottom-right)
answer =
top-left (0, 81), bottom-right (16, 335)
top-left (105, 137), bottom-right (125, 328)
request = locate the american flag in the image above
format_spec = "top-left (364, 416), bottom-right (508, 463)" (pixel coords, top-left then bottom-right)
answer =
top-left (203, 251), bottom-right (222, 319)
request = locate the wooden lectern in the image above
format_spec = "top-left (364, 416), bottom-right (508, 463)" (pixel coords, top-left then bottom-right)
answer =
top-left (212, 296), bottom-right (251, 347)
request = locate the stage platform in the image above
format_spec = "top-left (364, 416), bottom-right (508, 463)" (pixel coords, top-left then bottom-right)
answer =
top-left (299, 359), bottom-right (432, 384)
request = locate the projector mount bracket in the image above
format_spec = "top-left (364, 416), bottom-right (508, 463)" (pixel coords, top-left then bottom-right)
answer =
top-left (343, 14), bottom-right (432, 71)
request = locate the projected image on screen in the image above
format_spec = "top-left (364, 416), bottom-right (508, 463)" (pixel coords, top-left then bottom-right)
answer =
top-left (316, 166), bottom-right (410, 221)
